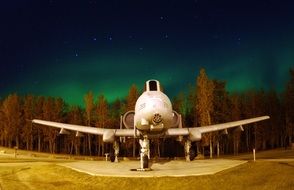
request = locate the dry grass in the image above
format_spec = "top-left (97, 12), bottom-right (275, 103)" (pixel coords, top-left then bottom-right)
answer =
top-left (1, 147), bottom-right (294, 190)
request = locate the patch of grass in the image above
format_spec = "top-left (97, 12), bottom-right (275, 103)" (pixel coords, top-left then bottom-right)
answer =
top-left (1, 147), bottom-right (294, 190)
top-left (0, 160), bottom-right (294, 190)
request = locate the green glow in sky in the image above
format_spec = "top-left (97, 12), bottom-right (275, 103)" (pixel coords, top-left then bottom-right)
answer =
top-left (1, 36), bottom-right (293, 107)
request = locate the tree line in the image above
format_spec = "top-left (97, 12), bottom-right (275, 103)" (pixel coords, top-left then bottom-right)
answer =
top-left (0, 68), bottom-right (293, 158)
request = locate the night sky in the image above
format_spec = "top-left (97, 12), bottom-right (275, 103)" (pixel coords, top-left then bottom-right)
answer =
top-left (1, 0), bottom-right (294, 106)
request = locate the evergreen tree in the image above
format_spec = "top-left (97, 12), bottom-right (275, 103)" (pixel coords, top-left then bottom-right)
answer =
top-left (127, 84), bottom-right (139, 111)
top-left (196, 68), bottom-right (214, 157)
top-left (285, 68), bottom-right (294, 146)
top-left (212, 80), bottom-right (230, 123)
top-left (173, 92), bottom-right (186, 116)
top-left (185, 84), bottom-right (197, 127)
top-left (125, 84), bottom-right (139, 157)
top-left (109, 98), bottom-right (123, 129)
top-left (84, 91), bottom-right (94, 126)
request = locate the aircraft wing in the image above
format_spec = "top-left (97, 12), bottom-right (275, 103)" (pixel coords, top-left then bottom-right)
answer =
top-left (165, 116), bottom-right (270, 141)
top-left (32, 119), bottom-right (134, 142)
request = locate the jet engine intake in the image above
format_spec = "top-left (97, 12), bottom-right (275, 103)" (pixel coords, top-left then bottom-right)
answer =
top-left (122, 111), bottom-right (135, 129)
top-left (170, 111), bottom-right (181, 128)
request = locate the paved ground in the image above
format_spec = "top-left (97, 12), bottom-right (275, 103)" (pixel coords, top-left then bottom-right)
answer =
top-left (59, 159), bottom-right (247, 177)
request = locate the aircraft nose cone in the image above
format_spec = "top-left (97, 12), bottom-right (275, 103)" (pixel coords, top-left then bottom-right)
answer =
top-left (153, 113), bottom-right (162, 124)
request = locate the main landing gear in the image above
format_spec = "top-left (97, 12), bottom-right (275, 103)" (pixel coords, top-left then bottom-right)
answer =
top-left (185, 139), bottom-right (196, 161)
top-left (110, 141), bottom-right (119, 162)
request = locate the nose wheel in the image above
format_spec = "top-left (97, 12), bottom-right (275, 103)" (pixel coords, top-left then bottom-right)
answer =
top-left (143, 155), bottom-right (149, 169)
top-left (137, 136), bottom-right (151, 171)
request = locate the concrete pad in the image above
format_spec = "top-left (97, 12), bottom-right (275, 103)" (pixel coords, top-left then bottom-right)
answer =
top-left (59, 159), bottom-right (247, 177)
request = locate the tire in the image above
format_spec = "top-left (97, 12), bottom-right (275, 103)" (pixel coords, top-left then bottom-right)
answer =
top-left (110, 152), bottom-right (115, 162)
top-left (143, 155), bottom-right (149, 168)
top-left (189, 149), bottom-right (196, 161)
top-left (110, 148), bottom-right (115, 162)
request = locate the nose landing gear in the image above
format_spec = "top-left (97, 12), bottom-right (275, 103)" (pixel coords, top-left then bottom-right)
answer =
top-left (137, 136), bottom-right (151, 171)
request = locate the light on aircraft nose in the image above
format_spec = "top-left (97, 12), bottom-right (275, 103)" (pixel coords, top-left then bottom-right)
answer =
top-left (141, 118), bottom-right (149, 126)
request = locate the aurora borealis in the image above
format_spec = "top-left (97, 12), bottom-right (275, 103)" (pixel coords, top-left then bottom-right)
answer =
top-left (1, 0), bottom-right (294, 105)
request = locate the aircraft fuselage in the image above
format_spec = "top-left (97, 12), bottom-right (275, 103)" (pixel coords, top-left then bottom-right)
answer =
top-left (134, 80), bottom-right (174, 136)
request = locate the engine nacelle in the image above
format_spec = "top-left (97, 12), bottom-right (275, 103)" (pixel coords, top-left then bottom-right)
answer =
top-left (122, 81), bottom-right (180, 134)
top-left (188, 128), bottom-right (202, 142)
top-left (103, 130), bottom-right (115, 143)
top-left (171, 111), bottom-right (181, 128)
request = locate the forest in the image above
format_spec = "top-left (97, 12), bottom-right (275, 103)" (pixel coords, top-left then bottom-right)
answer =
top-left (0, 68), bottom-right (294, 158)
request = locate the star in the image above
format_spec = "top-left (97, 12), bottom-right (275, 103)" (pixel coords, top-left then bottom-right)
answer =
top-left (237, 37), bottom-right (241, 45)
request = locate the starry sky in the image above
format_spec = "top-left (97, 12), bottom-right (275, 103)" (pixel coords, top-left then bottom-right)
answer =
top-left (1, 0), bottom-right (294, 106)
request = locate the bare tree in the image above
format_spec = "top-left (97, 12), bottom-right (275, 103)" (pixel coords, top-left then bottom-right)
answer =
top-left (67, 106), bottom-right (83, 155)
top-left (1, 94), bottom-right (21, 148)
top-left (22, 95), bottom-right (34, 150)
top-left (95, 94), bottom-right (109, 156)
top-left (266, 89), bottom-right (282, 148)
top-left (34, 96), bottom-right (45, 152)
top-left (84, 91), bottom-right (94, 156)
top-left (230, 94), bottom-right (242, 155)
top-left (126, 84), bottom-right (139, 157)
top-left (0, 99), bottom-right (4, 146)
top-left (285, 68), bottom-right (294, 147)
top-left (42, 97), bottom-right (57, 153)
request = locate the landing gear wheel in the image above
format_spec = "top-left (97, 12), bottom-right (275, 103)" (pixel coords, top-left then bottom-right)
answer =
top-left (110, 148), bottom-right (115, 162)
top-left (189, 148), bottom-right (196, 161)
top-left (143, 155), bottom-right (149, 168)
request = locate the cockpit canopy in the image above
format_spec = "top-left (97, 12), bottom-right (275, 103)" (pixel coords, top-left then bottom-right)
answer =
top-left (145, 80), bottom-right (161, 92)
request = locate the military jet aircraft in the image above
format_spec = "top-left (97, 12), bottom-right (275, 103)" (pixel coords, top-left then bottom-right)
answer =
top-left (33, 80), bottom-right (269, 170)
